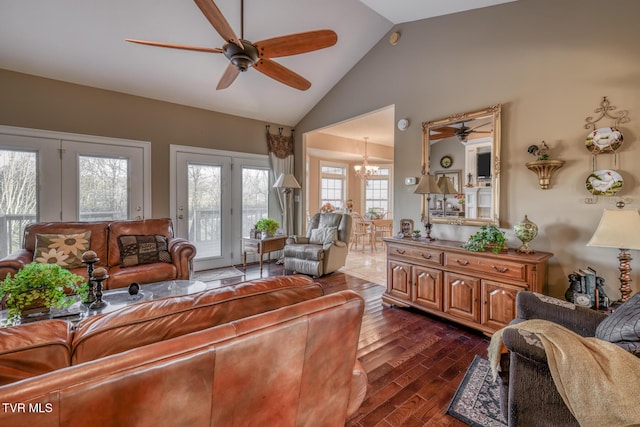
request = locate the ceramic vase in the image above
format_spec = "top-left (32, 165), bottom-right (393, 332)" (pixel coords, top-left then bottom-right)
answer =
top-left (514, 215), bottom-right (538, 253)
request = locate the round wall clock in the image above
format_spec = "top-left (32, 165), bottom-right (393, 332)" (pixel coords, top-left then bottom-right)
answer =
top-left (440, 155), bottom-right (453, 169)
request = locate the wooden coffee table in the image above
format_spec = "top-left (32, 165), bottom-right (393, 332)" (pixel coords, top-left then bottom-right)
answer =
top-left (242, 235), bottom-right (288, 274)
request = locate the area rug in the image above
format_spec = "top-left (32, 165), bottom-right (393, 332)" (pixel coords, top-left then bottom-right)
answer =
top-left (446, 355), bottom-right (507, 427)
top-left (195, 266), bottom-right (245, 282)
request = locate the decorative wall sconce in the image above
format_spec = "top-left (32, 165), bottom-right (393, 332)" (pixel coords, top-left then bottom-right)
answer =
top-left (526, 141), bottom-right (565, 189)
top-left (526, 159), bottom-right (565, 189)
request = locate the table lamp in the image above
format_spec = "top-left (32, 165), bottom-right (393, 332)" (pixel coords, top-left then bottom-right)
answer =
top-left (273, 173), bottom-right (301, 236)
top-left (414, 174), bottom-right (442, 240)
top-left (587, 208), bottom-right (640, 303)
top-left (437, 176), bottom-right (458, 218)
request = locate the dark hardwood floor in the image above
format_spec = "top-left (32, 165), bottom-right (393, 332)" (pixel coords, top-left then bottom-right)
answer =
top-left (198, 261), bottom-right (490, 427)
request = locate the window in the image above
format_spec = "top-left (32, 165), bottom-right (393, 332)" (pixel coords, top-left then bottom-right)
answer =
top-left (320, 163), bottom-right (347, 209)
top-left (0, 126), bottom-right (150, 258)
top-left (364, 166), bottom-right (392, 216)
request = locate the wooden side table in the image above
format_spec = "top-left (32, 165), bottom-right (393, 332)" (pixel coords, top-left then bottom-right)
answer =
top-left (242, 235), bottom-right (288, 274)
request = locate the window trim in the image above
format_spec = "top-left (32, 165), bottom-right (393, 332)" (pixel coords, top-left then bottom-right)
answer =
top-left (319, 160), bottom-right (348, 209)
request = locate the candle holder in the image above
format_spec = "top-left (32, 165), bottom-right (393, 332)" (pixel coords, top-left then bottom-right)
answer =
top-left (81, 250), bottom-right (98, 304)
top-left (89, 267), bottom-right (109, 310)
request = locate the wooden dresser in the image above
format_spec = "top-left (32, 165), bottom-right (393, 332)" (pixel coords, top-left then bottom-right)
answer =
top-left (383, 237), bottom-right (553, 335)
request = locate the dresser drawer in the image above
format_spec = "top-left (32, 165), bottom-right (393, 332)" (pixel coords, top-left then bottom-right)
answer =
top-left (387, 243), bottom-right (443, 266)
top-left (444, 253), bottom-right (526, 282)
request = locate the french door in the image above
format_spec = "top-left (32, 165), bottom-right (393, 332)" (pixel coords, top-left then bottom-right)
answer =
top-left (171, 145), bottom-right (272, 271)
top-left (0, 125), bottom-right (150, 257)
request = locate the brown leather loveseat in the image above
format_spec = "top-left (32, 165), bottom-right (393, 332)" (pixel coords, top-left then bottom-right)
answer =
top-left (0, 218), bottom-right (196, 289)
top-left (0, 275), bottom-right (367, 426)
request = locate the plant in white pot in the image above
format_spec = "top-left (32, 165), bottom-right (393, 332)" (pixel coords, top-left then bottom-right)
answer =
top-left (0, 262), bottom-right (87, 322)
top-left (255, 218), bottom-right (280, 238)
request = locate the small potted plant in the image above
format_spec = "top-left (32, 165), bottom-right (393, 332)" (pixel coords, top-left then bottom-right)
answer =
top-left (255, 218), bottom-right (280, 239)
top-left (462, 225), bottom-right (507, 254)
top-left (0, 262), bottom-right (87, 322)
top-left (412, 230), bottom-right (422, 240)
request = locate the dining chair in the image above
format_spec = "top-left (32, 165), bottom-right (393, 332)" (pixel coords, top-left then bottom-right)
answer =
top-left (349, 212), bottom-right (375, 252)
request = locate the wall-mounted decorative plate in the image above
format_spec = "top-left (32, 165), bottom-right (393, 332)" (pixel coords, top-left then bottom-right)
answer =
top-left (585, 127), bottom-right (624, 154)
top-left (585, 169), bottom-right (623, 196)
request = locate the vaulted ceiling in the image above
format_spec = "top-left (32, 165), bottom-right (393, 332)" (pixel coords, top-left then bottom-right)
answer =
top-left (0, 0), bottom-right (517, 126)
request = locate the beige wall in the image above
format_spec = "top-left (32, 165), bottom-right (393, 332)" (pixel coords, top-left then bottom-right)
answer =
top-left (0, 69), bottom-right (291, 217)
top-left (295, 0), bottom-right (640, 298)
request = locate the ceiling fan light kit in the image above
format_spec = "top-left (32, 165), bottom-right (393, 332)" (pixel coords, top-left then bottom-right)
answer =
top-left (126, 0), bottom-right (337, 91)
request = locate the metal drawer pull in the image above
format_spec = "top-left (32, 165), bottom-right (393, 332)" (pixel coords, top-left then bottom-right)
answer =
top-left (455, 259), bottom-right (469, 266)
top-left (396, 249), bottom-right (406, 254)
top-left (492, 265), bottom-right (509, 273)
top-left (420, 253), bottom-right (432, 259)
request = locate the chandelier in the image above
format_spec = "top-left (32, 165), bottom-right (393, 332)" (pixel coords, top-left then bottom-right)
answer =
top-left (354, 137), bottom-right (378, 180)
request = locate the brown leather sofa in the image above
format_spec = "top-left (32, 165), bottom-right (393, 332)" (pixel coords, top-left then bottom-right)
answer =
top-left (0, 218), bottom-right (196, 289)
top-left (0, 275), bottom-right (367, 426)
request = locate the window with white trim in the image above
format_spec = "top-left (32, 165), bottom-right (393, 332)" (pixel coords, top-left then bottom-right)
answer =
top-left (364, 166), bottom-right (392, 216)
top-left (320, 163), bottom-right (347, 209)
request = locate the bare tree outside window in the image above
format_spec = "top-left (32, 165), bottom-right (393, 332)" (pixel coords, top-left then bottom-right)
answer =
top-left (79, 156), bottom-right (129, 220)
top-left (0, 150), bottom-right (38, 257)
top-left (188, 164), bottom-right (221, 257)
top-left (242, 167), bottom-right (269, 237)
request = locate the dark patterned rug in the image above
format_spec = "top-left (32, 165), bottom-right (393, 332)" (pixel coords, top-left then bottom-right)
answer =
top-left (446, 355), bottom-right (507, 427)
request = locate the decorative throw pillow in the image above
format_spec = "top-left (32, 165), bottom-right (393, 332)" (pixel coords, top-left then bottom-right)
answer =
top-left (595, 292), bottom-right (640, 357)
top-left (309, 226), bottom-right (338, 245)
top-left (34, 232), bottom-right (91, 268)
top-left (118, 235), bottom-right (172, 268)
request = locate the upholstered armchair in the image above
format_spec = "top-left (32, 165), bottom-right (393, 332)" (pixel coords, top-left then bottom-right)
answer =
top-left (498, 291), bottom-right (640, 426)
top-left (283, 212), bottom-right (352, 277)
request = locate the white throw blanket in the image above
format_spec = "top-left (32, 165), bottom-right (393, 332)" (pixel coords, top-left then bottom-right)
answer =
top-left (489, 319), bottom-right (640, 427)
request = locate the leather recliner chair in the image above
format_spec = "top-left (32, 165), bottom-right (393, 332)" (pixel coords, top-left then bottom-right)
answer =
top-left (284, 212), bottom-right (352, 277)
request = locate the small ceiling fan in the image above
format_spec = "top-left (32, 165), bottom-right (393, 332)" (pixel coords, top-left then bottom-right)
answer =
top-left (126, 0), bottom-right (337, 91)
top-left (455, 121), bottom-right (492, 142)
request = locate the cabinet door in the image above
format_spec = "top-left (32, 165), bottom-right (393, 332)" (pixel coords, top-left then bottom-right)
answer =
top-left (444, 272), bottom-right (480, 323)
top-left (482, 280), bottom-right (520, 330)
top-left (413, 265), bottom-right (442, 311)
top-left (387, 259), bottom-right (412, 301)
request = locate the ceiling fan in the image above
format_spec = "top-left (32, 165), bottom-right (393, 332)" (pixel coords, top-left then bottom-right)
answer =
top-left (126, 0), bottom-right (337, 91)
top-left (454, 121), bottom-right (492, 142)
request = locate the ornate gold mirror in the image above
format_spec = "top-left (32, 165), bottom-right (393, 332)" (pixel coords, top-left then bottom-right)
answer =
top-left (421, 104), bottom-right (501, 226)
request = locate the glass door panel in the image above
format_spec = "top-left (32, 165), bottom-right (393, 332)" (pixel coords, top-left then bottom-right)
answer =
top-left (0, 149), bottom-right (38, 257)
top-left (78, 155), bottom-right (129, 221)
top-left (61, 140), bottom-right (145, 222)
top-left (174, 151), bottom-right (232, 270)
top-left (188, 163), bottom-right (222, 259)
top-left (241, 167), bottom-right (269, 238)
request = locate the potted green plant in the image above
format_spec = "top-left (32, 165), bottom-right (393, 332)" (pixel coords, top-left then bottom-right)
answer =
top-left (255, 218), bottom-right (280, 238)
top-left (412, 230), bottom-right (422, 240)
top-left (0, 263), bottom-right (87, 321)
top-left (462, 225), bottom-right (507, 254)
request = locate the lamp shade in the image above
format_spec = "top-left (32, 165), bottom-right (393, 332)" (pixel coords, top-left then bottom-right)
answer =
top-left (587, 209), bottom-right (640, 250)
top-left (437, 176), bottom-right (458, 195)
top-left (414, 174), bottom-right (442, 194)
top-left (273, 173), bottom-right (301, 189)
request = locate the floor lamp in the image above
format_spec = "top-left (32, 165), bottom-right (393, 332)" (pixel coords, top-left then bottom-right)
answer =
top-left (587, 208), bottom-right (640, 303)
top-left (273, 173), bottom-right (301, 237)
top-left (414, 174), bottom-right (442, 240)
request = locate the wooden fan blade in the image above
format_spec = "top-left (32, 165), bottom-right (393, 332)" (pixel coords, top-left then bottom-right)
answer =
top-left (194, 0), bottom-right (243, 49)
top-left (216, 63), bottom-right (241, 90)
top-left (254, 30), bottom-right (337, 59)
top-left (126, 39), bottom-right (224, 54)
top-left (253, 59), bottom-right (311, 91)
